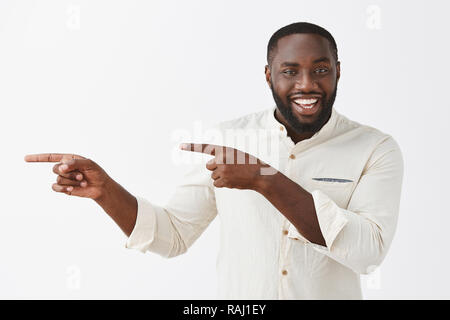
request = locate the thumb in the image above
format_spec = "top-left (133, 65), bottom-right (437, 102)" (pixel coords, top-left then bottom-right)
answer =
top-left (59, 159), bottom-right (94, 173)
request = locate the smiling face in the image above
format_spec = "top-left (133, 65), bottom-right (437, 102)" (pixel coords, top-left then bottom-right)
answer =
top-left (265, 33), bottom-right (340, 137)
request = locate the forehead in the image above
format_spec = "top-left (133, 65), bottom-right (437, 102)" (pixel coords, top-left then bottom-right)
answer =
top-left (272, 33), bottom-right (333, 65)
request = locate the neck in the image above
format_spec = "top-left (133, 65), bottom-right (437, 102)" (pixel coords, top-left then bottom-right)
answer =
top-left (274, 109), bottom-right (315, 144)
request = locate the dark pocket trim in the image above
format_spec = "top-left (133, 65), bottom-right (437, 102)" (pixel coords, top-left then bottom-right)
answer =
top-left (312, 178), bottom-right (353, 183)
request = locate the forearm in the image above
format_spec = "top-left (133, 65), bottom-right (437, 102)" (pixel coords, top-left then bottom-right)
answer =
top-left (95, 177), bottom-right (138, 237)
top-left (257, 171), bottom-right (326, 247)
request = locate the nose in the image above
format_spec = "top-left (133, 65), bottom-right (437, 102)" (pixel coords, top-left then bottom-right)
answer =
top-left (294, 71), bottom-right (318, 92)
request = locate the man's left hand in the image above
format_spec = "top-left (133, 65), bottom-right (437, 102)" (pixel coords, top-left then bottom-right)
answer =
top-left (180, 143), bottom-right (275, 191)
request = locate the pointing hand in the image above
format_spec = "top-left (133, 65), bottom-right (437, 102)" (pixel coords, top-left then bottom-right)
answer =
top-left (25, 153), bottom-right (111, 200)
top-left (180, 143), bottom-right (276, 191)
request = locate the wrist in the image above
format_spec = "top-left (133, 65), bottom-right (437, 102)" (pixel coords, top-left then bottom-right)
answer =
top-left (94, 175), bottom-right (138, 237)
top-left (254, 167), bottom-right (279, 194)
top-left (95, 175), bottom-right (117, 206)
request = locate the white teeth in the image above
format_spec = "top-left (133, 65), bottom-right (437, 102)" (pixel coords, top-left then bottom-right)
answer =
top-left (293, 98), bottom-right (318, 106)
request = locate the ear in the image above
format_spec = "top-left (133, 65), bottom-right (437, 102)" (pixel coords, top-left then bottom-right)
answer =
top-left (336, 61), bottom-right (341, 83)
top-left (265, 65), bottom-right (272, 89)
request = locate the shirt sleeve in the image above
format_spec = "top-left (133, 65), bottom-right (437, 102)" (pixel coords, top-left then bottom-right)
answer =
top-left (288, 136), bottom-right (404, 274)
top-left (125, 162), bottom-right (218, 258)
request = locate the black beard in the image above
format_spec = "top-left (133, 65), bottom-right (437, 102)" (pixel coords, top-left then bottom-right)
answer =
top-left (270, 83), bottom-right (337, 134)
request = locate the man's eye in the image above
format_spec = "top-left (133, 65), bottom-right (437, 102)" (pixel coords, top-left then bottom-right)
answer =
top-left (283, 70), bottom-right (296, 75)
top-left (315, 68), bottom-right (328, 74)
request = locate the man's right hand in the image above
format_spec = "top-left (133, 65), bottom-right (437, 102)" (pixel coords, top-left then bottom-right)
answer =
top-left (25, 153), bottom-right (138, 236)
top-left (25, 153), bottom-right (111, 200)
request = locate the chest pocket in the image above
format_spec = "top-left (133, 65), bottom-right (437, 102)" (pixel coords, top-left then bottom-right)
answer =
top-left (304, 177), bottom-right (355, 209)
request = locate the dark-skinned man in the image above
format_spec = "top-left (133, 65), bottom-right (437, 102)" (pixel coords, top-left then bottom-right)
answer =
top-left (25, 22), bottom-right (403, 299)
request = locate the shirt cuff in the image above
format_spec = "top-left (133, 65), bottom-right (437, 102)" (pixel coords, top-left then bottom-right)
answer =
top-left (286, 190), bottom-right (348, 251)
top-left (310, 189), bottom-right (348, 250)
top-left (125, 196), bottom-right (157, 253)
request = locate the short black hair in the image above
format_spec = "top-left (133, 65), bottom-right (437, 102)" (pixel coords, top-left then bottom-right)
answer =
top-left (267, 22), bottom-right (338, 66)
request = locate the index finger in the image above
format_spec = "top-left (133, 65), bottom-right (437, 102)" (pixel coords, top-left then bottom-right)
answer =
top-left (24, 153), bottom-right (85, 162)
top-left (179, 143), bottom-right (223, 156)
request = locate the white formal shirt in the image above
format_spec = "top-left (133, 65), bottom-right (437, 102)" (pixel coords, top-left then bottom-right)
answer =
top-left (126, 106), bottom-right (404, 299)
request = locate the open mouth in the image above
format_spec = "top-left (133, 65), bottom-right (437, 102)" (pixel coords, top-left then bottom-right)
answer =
top-left (291, 97), bottom-right (321, 115)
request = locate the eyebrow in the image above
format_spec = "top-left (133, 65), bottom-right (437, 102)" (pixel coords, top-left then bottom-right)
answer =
top-left (313, 57), bottom-right (331, 63)
top-left (280, 57), bottom-right (331, 67)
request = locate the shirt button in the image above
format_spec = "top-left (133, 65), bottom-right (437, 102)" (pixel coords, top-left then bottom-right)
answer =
top-left (282, 270), bottom-right (288, 276)
top-left (279, 126), bottom-right (284, 131)
top-left (289, 154), bottom-right (295, 159)
top-left (282, 230), bottom-right (288, 235)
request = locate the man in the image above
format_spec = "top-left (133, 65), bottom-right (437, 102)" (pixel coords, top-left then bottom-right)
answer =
top-left (25, 22), bottom-right (403, 299)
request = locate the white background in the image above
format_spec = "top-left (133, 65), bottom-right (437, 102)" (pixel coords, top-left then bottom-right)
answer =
top-left (0, 0), bottom-right (448, 299)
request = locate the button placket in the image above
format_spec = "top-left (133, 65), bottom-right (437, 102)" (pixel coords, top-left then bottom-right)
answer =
top-left (277, 145), bottom-right (297, 298)
top-left (278, 218), bottom-right (291, 296)
top-left (279, 148), bottom-right (298, 286)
